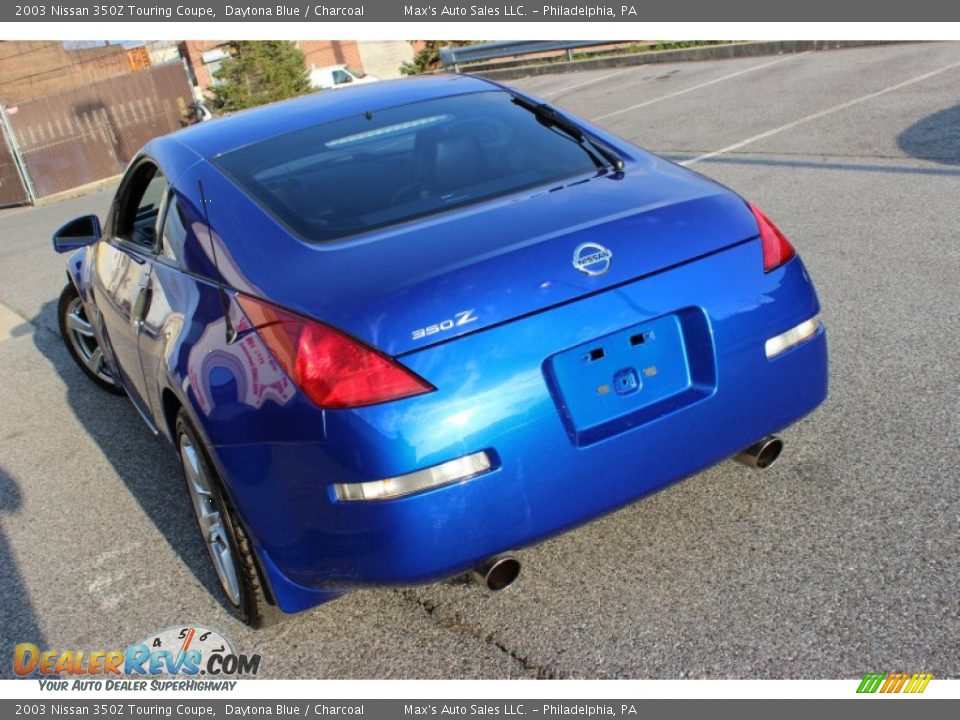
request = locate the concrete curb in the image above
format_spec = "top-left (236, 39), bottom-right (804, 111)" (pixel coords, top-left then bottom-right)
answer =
top-left (470, 41), bottom-right (911, 81)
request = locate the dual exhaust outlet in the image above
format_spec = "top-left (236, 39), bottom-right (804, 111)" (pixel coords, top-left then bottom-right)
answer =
top-left (467, 435), bottom-right (782, 592)
top-left (469, 554), bottom-right (521, 593)
top-left (734, 435), bottom-right (784, 469)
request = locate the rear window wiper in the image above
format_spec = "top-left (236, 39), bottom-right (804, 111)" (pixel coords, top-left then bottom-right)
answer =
top-left (511, 95), bottom-right (625, 174)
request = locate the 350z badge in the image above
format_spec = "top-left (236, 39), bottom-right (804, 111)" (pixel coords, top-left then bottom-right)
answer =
top-left (411, 309), bottom-right (478, 340)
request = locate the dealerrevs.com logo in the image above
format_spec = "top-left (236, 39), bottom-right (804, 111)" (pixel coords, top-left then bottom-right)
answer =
top-left (14, 625), bottom-right (261, 691)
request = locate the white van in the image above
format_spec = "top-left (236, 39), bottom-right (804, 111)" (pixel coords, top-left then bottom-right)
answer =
top-left (309, 64), bottom-right (379, 91)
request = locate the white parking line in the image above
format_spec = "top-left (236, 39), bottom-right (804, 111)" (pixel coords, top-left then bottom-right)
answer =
top-left (540, 67), bottom-right (637, 99)
top-left (682, 60), bottom-right (960, 166)
top-left (591, 53), bottom-right (807, 122)
top-left (0, 301), bottom-right (28, 342)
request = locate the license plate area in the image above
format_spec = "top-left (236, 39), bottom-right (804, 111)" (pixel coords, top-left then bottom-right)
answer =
top-left (544, 308), bottom-right (716, 445)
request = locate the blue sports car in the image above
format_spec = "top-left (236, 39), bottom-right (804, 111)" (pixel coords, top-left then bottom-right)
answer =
top-left (53, 74), bottom-right (827, 626)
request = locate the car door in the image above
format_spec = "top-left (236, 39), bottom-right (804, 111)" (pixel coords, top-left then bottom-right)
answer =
top-left (92, 159), bottom-right (166, 422)
top-left (136, 185), bottom-right (226, 430)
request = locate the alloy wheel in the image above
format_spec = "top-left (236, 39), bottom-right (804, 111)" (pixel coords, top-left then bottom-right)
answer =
top-left (63, 296), bottom-right (115, 385)
top-left (180, 434), bottom-right (242, 606)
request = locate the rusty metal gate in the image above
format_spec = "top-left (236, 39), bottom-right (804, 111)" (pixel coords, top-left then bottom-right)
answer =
top-left (0, 106), bottom-right (31, 207)
top-left (5, 61), bottom-right (196, 200)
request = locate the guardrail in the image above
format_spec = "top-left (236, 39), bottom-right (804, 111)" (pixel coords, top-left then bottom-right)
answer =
top-left (439, 41), bottom-right (625, 73)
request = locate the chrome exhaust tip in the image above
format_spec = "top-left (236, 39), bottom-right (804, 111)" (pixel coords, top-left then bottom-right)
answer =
top-left (470, 555), bottom-right (521, 592)
top-left (735, 435), bottom-right (784, 469)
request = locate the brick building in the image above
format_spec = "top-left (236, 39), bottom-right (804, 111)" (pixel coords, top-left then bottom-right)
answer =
top-left (0, 41), bottom-right (143, 105)
top-left (179, 41), bottom-right (366, 96)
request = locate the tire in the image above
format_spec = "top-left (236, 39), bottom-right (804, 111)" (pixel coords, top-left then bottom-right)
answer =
top-left (176, 411), bottom-right (278, 628)
top-left (57, 283), bottom-right (124, 394)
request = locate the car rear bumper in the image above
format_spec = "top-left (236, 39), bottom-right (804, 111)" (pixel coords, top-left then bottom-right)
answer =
top-left (210, 240), bottom-right (828, 612)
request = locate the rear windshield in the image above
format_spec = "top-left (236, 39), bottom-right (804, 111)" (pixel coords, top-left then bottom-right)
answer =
top-left (213, 91), bottom-right (600, 243)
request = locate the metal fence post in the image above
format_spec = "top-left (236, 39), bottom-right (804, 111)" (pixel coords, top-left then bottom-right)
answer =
top-left (0, 103), bottom-right (37, 205)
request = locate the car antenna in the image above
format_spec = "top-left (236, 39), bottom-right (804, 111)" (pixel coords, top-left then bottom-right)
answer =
top-left (198, 178), bottom-right (218, 271)
top-left (198, 178), bottom-right (236, 344)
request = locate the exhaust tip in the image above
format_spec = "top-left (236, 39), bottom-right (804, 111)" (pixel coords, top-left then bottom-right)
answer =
top-left (471, 555), bottom-right (521, 592)
top-left (735, 436), bottom-right (783, 470)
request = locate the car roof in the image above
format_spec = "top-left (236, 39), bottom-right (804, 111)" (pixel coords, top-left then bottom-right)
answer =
top-left (157, 74), bottom-right (494, 161)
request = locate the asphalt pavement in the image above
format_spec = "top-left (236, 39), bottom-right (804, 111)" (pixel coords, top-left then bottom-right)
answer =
top-left (0, 42), bottom-right (957, 679)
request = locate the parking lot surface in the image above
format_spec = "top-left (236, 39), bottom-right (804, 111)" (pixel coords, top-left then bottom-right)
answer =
top-left (1, 42), bottom-right (957, 679)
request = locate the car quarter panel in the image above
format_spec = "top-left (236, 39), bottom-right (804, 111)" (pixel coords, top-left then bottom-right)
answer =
top-left (135, 184), bottom-right (331, 448)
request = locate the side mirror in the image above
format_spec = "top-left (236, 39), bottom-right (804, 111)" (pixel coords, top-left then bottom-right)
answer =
top-left (52, 215), bottom-right (101, 254)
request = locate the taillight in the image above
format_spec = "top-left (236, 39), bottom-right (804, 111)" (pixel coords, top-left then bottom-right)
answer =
top-left (749, 204), bottom-right (796, 272)
top-left (235, 294), bottom-right (434, 409)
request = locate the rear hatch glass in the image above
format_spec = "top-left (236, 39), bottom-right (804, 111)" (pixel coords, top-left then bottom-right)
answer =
top-left (212, 91), bottom-right (603, 243)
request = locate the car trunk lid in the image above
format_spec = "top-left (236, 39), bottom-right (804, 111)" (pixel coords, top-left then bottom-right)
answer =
top-left (207, 158), bottom-right (759, 357)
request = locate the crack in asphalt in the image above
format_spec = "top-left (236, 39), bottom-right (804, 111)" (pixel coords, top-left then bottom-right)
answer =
top-left (399, 589), bottom-right (559, 679)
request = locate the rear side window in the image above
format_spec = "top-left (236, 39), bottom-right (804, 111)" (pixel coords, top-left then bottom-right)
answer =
top-left (213, 91), bottom-right (599, 243)
top-left (159, 195), bottom-right (189, 265)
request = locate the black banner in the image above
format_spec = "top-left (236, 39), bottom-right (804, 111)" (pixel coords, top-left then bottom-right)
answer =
top-left (4, 0), bottom-right (960, 23)
top-left (1, 700), bottom-right (958, 719)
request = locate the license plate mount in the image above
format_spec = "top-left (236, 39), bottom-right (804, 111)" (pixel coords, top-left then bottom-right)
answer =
top-left (544, 309), bottom-right (716, 445)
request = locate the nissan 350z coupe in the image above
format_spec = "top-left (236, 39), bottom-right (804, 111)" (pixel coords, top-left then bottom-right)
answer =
top-left (53, 75), bottom-right (827, 626)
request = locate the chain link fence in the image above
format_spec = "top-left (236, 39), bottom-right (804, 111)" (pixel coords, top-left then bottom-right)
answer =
top-left (1, 60), bottom-right (195, 203)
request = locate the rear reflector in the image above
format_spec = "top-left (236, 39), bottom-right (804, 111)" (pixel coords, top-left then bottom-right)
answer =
top-left (235, 294), bottom-right (433, 409)
top-left (333, 451), bottom-right (492, 501)
top-left (749, 204), bottom-right (796, 272)
top-left (765, 318), bottom-right (820, 359)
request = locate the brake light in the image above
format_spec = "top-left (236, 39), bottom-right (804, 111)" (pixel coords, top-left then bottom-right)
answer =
top-left (235, 294), bottom-right (434, 409)
top-left (749, 204), bottom-right (796, 272)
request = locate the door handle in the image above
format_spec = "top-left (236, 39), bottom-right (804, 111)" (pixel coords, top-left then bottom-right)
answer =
top-left (132, 280), bottom-right (152, 331)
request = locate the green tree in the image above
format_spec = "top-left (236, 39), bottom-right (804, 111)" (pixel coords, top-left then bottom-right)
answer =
top-left (400, 41), bottom-right (476, 76)
top-left (211, 41), bottom-right (311, 113)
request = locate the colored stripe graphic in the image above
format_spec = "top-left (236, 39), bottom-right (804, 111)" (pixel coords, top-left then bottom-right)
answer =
top-left (905, 673), bottom-right (934, 694)
top-left (857, 673), bottom-right (886, 693)
top-left (857, 672), bottom-right (932, 694)
top-left (880, 673), bottom-right (907, 693)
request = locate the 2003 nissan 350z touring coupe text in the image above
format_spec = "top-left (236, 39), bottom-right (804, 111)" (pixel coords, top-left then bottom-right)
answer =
top-left (53, 74), bottom-right (827, 626)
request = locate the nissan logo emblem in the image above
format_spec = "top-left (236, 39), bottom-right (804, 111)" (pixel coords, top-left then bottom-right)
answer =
top-left (572, 242), bottom-right (613, 276)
